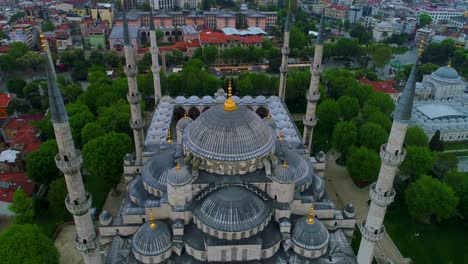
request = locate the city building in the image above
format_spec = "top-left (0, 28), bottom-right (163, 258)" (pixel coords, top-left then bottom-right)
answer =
top-left (152, 0), bottom-right (175, 10)
top-left (90, 3), bottom-right (115, 30)
top-left (417, 6), bottom-right (465, 24)
top-left (373, 21), bottom-right (394, 42)
top-left (81, 18), bottom-right (108, 50)
top-left (325, 4), bottom-right (349, 20)
top-left (415, 27), bottom-right (435, 46)
top-left (0, 93), bottom-right (13, 119)
top-left (359, 77), bottom-right (400, 102)
top-left (9, 22), bottom-right (38, 48)
top-left (0, 172), bottom-right (36, 217)
top-left (348, 6), bottom-right (363, 24)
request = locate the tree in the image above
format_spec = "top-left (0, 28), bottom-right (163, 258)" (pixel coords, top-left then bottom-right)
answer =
top-left (88, 50), bottom-right (105, 67)
top-left (155, 30), bottom-right (164, 43)
top-left (359, 123), bottom-right (388, 151)
top-left (290, 25), bottom-right (307, 50)
top-left (97, 99), bottom-right (131, 135)
top-left (332, 121), bottom-right (357, 153)
top-left (6, 78), bottom-right (26, 96)
top-left (23, 82), bottom-right (44, 110)
top-left (60, 83), bottom-right (82, 103)
top-left (346, 147), bottom-right (381, 183)
top-left (203, 46), bottom-right (218, 64)
top-left (317, 99), bottom-right (341, 134)
top-left (335, 38), bottom-right (363, 59)
top-left (8, 189), bottom-right (34, 224)
top-left (8, 42), bottom-right (28, 59)
top-left (444, 170), bottom-right (468, 217)
top-left (25, 140), bottom-right (60, 185)
top-left (429, 130), bottom-right (444, 151)
top-left (104, 50), bottom-right (121, 68)
top-left (0, 55), bottom-right (17, 79)
top-left (370, 45), bottom-right (392, 73)
top-left (366, 92), bottom-right (395, 116)
top-left (42, 21), bottom-right (55, 32)
top-left (418, 13), bottom-right (433, 27)
top-left (344, 19), bottom-right (351, 31)
top-left (350, 23), bottom-right (372, 44)
top-left (337, 96), bottom-right (360, 120)
top-left (0, 224), bottom-right (59, 264)
top-left (405, 175), bottom-right (458, 222)
top-left (81, 122), bottom-right (106, 145)
top-left (405, 127), bottom-right (428, 147)
top-left (67, 103), bottom-right (95, 147)
top-left (83, 132), bottom-right (132, 191)
top-left (401, 146), bottom-right (435, 178)
top-left (47, 177), bottom-right (69, 220)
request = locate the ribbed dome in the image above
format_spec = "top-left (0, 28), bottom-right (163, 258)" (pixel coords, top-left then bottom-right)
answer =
top-left (132, 221), bottom-right (172, 256)
top-left (432, 66), bottom-right (460, 80)
top-left (183, 105), bottom-right (275, 161)
top-left (279, 149), bottom-right (312, 188)
top-left (167, 164), bottom-right (192, 186)
top-left (193, 186), bottom-right (272, 232)
top-left (292, 216), bottom-right (329, 251)
top-left (272, 162), bottom-right (294, 184)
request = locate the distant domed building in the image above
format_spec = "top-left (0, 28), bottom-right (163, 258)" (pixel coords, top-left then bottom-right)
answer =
top-left (100, 84), bottom-right (357, 263)
top-left (372, 21), bottom-right (393, 42)
top-left (412, 64), bottom-right (468, 141)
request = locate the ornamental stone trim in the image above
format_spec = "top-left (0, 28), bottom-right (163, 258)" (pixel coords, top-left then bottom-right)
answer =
top-left (127, 92), bottom-right (142, 104)
top-left (150, 46), bottom-right (160, 54)
top-left (302, 116), bottom-right (317, 127)
top-left (380, 143), bottom-right (406, 166)
top-left (151, 65), bottom-right (161, 73)
top-left (282, 47), bottom-right (290, 55)
top-left (369, 183), bottom-right (395, 207)
top-left (124, 66), bottom-right (138, 78)
top-left (306, 92), bottom-right (320, 102)
top-left (65, 192), bottom-right (92, 216)
top-left (75, 233), bottom-right (100, 253)
top-left (280, 65), bottom-right (288, 73)
top-left (55, 150), bottom-right (83, 174)
top-left (358, 221), bottom-right (385, 243)
top-left (130, 119), bottom-right (145, 130)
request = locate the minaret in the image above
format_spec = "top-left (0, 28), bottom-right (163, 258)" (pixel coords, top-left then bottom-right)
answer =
top-left (40, 34), bottom-right (103, 264)
top-left (123, 7), bottom-right (145, 165)
top-left (302, 5), bottom-right (326, 152)
top-left (278, 11), bottom-right (291, 99)
top-left (149, 8), bottom-right (162, 104)
top-left (356, 39), bottom-right (425, 264)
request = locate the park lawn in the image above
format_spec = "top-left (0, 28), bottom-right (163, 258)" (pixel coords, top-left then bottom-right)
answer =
top-left (385, 202), bottom-right (468, 264)
top-left (36, 210), bottom-right (67, 237)
top-left (444, 141), bottom-right (468, 151)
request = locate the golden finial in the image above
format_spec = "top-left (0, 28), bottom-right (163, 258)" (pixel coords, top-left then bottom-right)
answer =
top-left (417, 37), bottom-right (424, 57)
top-left (167, 130), bottom-right (172, 144)
top-left (40, 33), bottom-right (46, 51)
top-left (282, 160), bottom-right (288, 168)
top-left (266, 112), bottom-right (271, 119)
top-left (176, 161), bottom-right (181, 170)
top-left (447, 58), bottom-right (452, 68)
top-left (278, 129), bottom-right (284, 142)
top-left (149, 209), bottom-right (157, 230)
top-left (307, 207), bottom-right (315, 224)
top-left (183, 112), bottom-right (188, 119)
top-left (223, 79), bottom-right (237, 111)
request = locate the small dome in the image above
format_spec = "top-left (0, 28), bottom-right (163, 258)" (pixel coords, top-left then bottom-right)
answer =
top-left (176, 116), bottom-right (193, 131)
top-left (292, 216), bottom-right (329, 251)
top-left (167, 164), bottom-right (192, 186)
top-left (188, 95), bottom-right (200, 103)
top-left (255, 95), bottom-right (267, 103)
top-left (272, 161), bottom-right (294, 183)
top-left (263, 117), bottom-right (277, 129)
top-left (99, 210), bottom-right (111, 220)
top-left (202, 95), bottom-right (214, 104)
top-left (432, 66), bottom-right (460, 81)
top-left (193, 186), bottom-right (272, 233)
top-left (175, 96), bottom-right (186, 104)
top-left (242, 96), bottom-right (254, 104)
top-left (343, 203), bottom-right (355, 219)
top-left (215, 95), bottom-right (226, 103)
top-left (132, 221), bottom-right (172, 256)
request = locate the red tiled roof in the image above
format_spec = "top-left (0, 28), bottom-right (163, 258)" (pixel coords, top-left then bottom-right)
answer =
top-left (0, 94), bottom-right (12, 108)
top-left (4, 119), bottom-right (30, 131)
top-left (0, 46), bottom-right (9, 54)
top-left (359, 77), bottom-right (398, 94)
top-left (0, 173), bottom-right (36, 203)
top-left (11, 130), bottom-right (39, 146)
top-left (187, 39), bottom-right (200, 48)
top-left (200, 30), bottom-right (264, 45)
top-left (328, 4), bottom-right (348, 11)
top-left (23, 141), bottom-right (41, 154)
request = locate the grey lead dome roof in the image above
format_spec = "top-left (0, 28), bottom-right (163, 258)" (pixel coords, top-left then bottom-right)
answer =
top-left (432, 66), bottom-right (460, 80)
top-left (132, 221), bottom-right (172, 256)
top-left (292, 217), bottom-right (330, 251)
top-left (193, 186), bottom-right (272, 232)
top-left (166, 165), bottom-right (192, 186)
top-left (183, 105), bottom-right (275, 161)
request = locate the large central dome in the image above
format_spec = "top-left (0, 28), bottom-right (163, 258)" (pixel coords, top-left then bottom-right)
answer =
top-left (183, 105), bottom-right (275, 161)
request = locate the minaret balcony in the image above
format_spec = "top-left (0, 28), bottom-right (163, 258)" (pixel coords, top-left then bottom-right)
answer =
top-left (369, 183), bottom-right (395, 207)
top-left (124, 66), bottom-right (138, 77)
top-left (358, 221), bottom-right (385, 243)
top-left (55, 150), bottom-right (82, 174)
top-left (151, 65), bottom-right (161, 73)
top-left (380, 143), bottom-right (406, 166)
top-left (151, 46), bottom-right (159, 53)
top-left (130, 119), bottom-right (145, 130)
top-left (75, 233), bottom-right (100, 254)
top-left (127, 92), bottom-right (142, 105)
top-left (307, 92), bottom-right (320, 102)
top-left (281, 47), bottom-right (290, 55)
top-left (279, 65), bottom-right (288, 74)
top-left (65, 192), bottom-right (92, 216)
top-left (302, 116), bottom-right (317, 127)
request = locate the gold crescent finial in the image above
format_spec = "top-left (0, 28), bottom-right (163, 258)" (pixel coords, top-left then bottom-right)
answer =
top-left (278, 129), bottom-right (284, 142)
top-left (149, 209), bottom-right (157, 230)
top-left (40, 33), bottom-right (46, 51)
top-left (307, 207), bottom-right (315, 224)
top-left (176, 161), bottom-right (181, 170)
top-left (223, 79), bottom-right (237, 111)
top-left (266, 112), bottom-right (271, 119)
top-left (418, 37), bottom-right (424, 57)
top-left (282, 160), bottom-right (288, 168)
top-left (447, 58), bottom-right (452, 68)
top-left (183, 112), bottom-right (188, 119)
top-left (167, 130), bottom-right (172, 144)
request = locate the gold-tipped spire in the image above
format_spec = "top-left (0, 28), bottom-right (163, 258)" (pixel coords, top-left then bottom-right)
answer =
top-left (307, 207), bottom-right (315, 224)
top-left (167, 130), bottom-right (172, 144)
top-left (149, 209), bottom-right (157, 230)
top-left (266, 112), bottom-right (271, 119)
top-left (447, 58), bottom-right (452, 68)
top-left (183, 112), bottom-right (188, 119)
top-left (176, 161), bottom-right (181, 170)
top-left (40, 33), bottom-right (46, 51)
top-left (282, 160), bottom-right (288, 168)
top-left (223, 79), bottom-right (237, 111)
top-left (417, 37), bottom-right (424, 57)
top-left (278, 129), bottom-right (284, 142)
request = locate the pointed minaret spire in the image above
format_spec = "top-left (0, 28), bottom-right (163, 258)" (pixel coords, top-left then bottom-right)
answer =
top-left (357, 38), bottom-right (425, 264)
top-left (41, 33), bottom-right (103, 264)
top-left (149, 7), bottom-right (162, 104)
top-left (302, 1), bottom-right (326, 153)
top-left (278, 9), bottom-right (291, 99)
top-left (122, 5), bottom-right (145, 166)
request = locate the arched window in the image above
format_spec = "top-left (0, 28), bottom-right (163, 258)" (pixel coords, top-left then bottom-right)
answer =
top-left (231, 247), bottom-right (238, 261)
top-left (221, 249), bottom-right (226, 261)
top-left (242, 249), bottom-right (248, 260)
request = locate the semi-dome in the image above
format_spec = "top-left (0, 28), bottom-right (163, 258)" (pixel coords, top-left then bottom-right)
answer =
top-left (272, 161), bottom-right (294, 183)
top-left (292, 215), bottom-right (329, 251)
top-left (432, 66), bottom-right (460, 81)
top-left (183, 105), bottom-right (275, 161)
top-left (132, 221), bottom-right (172, 257)
top-left (193, 186), bottom-right (272, 232)
top-left (167, 163), bottom-right (192, 186)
